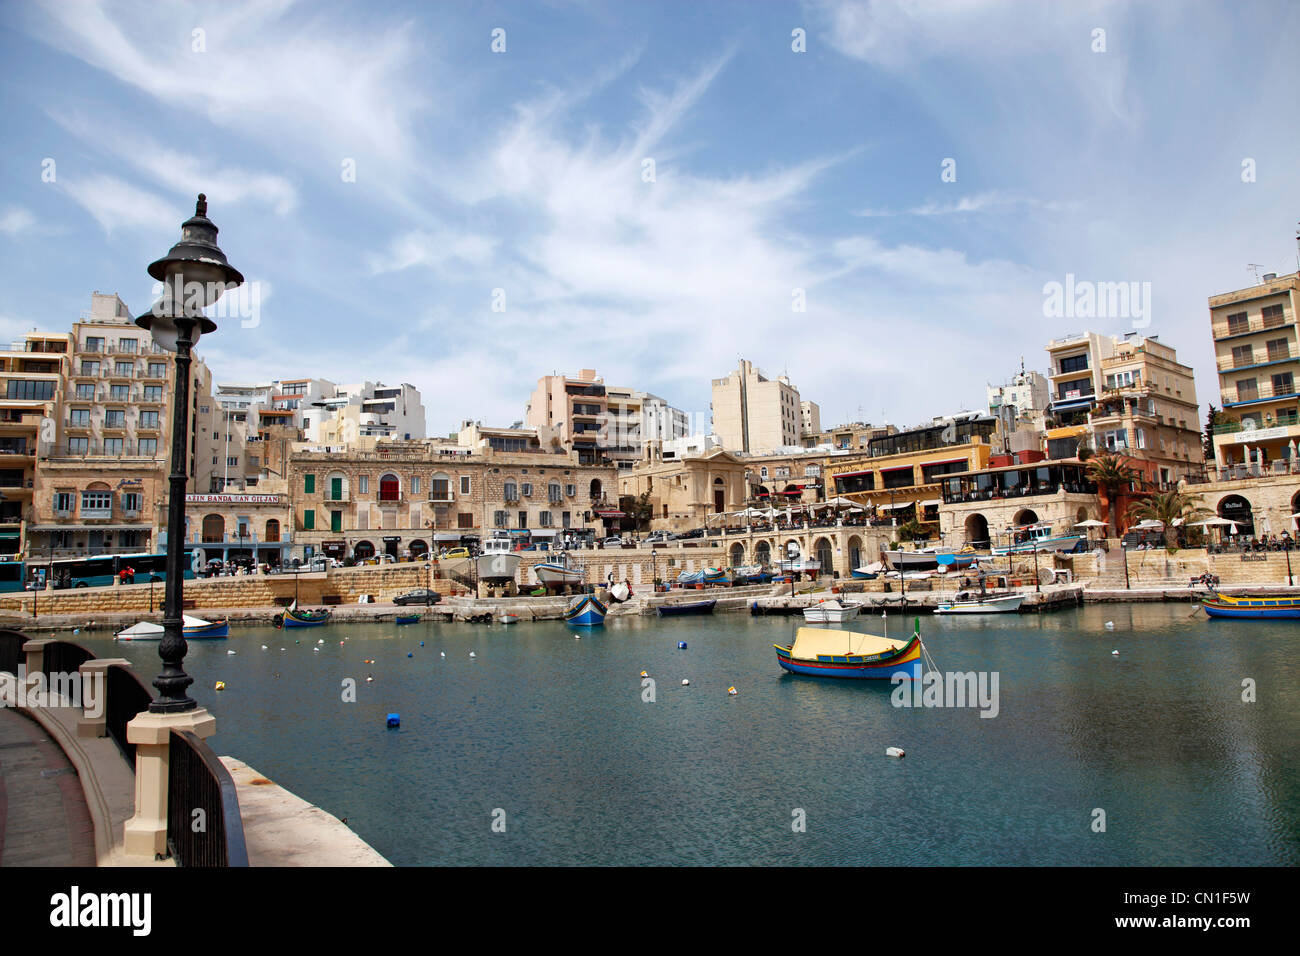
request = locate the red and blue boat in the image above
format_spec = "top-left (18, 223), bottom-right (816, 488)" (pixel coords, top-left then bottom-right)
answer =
top-left (564, 594), bottom-right (607, 627)
top-left (774, 625), bottom-right (922, 680)
top-left (1201, 592), bottom-right (1300, 619)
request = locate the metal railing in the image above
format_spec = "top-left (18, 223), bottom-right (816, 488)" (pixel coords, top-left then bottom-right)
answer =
top-left (105, 663), bottom-right (152, 763)
top-left (1212, 313), bottom-right (1292, 339)
top-left (1217, 345), bottom-right (1299, 371)
top-left (1222, 382), bottom-right (1298, 405)
top-left (167, 729), bottom-right (249, 867)
top-left (40, 641), bottom-right (95, 685)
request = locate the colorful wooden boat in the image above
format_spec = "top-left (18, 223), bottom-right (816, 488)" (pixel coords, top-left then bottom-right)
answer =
top-left (702, 567), bottom-right (729, 586)
top-left (935, 548), bottom-right (979, 570)
top-left (182, 615), bottom-right (229, 638)
top-left (657, 599), bottom-right (716, 617)
top-left (774, 626), bottom-right (922, 680)
top-left (564, 594), bottom-right (607, 626)
top-left (395, 614), bottom-right (421, 625)
top-left (676, 569), bottom-right (705, 585)
top-left (274, 607), bottom-right (332, 628)
top-left (1201, 592), bottom-right (1300, 619)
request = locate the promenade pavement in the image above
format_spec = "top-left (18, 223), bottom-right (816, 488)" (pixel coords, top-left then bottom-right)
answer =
top-left (0, 706), bottom-right (95, 867)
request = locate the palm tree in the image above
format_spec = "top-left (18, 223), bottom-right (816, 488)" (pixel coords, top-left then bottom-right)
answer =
top-left (1126, 490), bottom-right (1210, 548)
top-left (1086, 454), bottom-right (1139, 536)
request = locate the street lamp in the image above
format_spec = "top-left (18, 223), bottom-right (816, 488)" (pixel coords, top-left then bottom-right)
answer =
top-left (136, 194), bottom-right (243, 713)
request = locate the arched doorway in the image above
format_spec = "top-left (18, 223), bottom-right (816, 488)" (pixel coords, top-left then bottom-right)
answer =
top-left (847, 535), bottom-right (863, 570)
top-left (265, 519), bottom-right (280, 543)
top-left (813, 537), bottom-right (833, 575)
top-left (1218, 495), bottom-right (1254, 537)
top-left (713, 476), bottom-right (725, 514)
top-left (409, 539), bottom-right (429, 558)
top-left (755, 540), bottom-right (771, 565)
top-left (352, 540), bottom-right (375, 561)
top-left (1012, 508), bottom-right (1039, 527)
top-left (964, 513), bottom-right (990, 549)
top-left (589, 478), bottom-right (603, 501)
top-left (202, 514), bottom-right (224, 543)
top-left (730, 542), bottom-right (745, 566)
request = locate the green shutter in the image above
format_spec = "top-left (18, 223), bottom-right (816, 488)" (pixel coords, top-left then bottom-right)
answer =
top-left (303, 509), bottom-right (315, 530)
top-left (330, 476), bottom-right (342, 500)
top-left (331, 510), bottom-right (342, 532)
top-left (305, 473), bottom-right (315, 494)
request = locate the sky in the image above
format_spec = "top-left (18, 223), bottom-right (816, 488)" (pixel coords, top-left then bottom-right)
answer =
top-left (2, 0), bottom-right (1298, 437)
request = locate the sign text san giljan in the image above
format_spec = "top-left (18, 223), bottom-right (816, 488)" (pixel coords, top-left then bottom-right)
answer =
top-left (185, 494), bottom-right (282, 504)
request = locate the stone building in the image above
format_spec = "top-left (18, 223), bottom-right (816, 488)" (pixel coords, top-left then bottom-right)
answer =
top-left (171, 481), bottom-right (295, 567)
top-left (710, 359), bottom-right (808, 453)
top-left (289, 441), bottom-right (617, 561)
top-left (617, 447), bottom-right (749, 532)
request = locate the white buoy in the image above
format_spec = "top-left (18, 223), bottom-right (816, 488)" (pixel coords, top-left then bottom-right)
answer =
top-left (682, 679), bottom-right (690, 686)
top-left (1111, 650), bottom-right (1119, 656)
top-left (227, 650), bottom-right (236, 656)
top-left (886, 747), bottom-right (906, 758)
top-left (1105, 621), bottom-right (1115, 630)
top-left (470, 651), bottom-right (477, 658)
top-left (440, 651), bottom-right (446, 657)
top-left (317, 639), bottom-right (324, 644)
top-left (261, 645), bottom-right (268, 650)
top-left (313, 647), bottom-right (320, 653)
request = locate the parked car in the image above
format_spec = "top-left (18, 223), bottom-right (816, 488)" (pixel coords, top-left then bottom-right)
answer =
top-left (646, 531), bottom-right (676, 544)
top-left (393, 588), bottom-right (442, 606)
top-left (440, 547), bottom-right (472, 560)
top-left (601, 536), bottom-right (625, 548)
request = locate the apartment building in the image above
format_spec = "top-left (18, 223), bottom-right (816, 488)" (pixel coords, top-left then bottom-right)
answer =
top-left (799, 400), bottom-right (821, 438)
top-left (1207, 271), bottom-right (1300, 470)
top-left (1044, 332), bottom-right (1118, 424)
top-left (289, 439), bottom-right (617, 561)
top-left (802, 421), bottom-right (897, 451)
top-left (0, 330), bottom-right (73, 555)
top-left (710, 360), bottom-right (806, 453)
top-left (987, 365), bottom-right (1050, 432)
top-left (525, 370), bottom-right (609, 465)
top-left (316, 381), bottom-right (426, 445)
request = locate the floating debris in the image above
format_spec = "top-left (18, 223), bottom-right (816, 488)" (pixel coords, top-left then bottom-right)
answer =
top-left (886, 747), bottom-right (905, 758)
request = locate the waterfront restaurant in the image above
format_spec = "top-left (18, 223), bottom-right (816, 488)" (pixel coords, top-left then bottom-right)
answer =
top-left (938, 459), bottom-right (1099, 549)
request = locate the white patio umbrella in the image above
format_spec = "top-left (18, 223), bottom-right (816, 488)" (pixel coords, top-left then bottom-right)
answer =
top-left (1074, 519), bottom-right (1107, 528)
top-left (1134, 519), bottom-right (1165, 530)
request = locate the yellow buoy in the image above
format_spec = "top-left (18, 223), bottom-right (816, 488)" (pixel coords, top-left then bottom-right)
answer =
top-left (214, 681), bottom-right (226, 691)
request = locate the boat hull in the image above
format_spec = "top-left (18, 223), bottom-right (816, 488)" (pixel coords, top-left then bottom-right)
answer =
top-left (395, 615), bottom-right (421, 625)
top-left (564, 595), bottom-right (607, 626)
top-left (803, 602), bottom-right (862, 623)
top-left (657, 600), bottom-right (717, 617)
top-left (182, 621), bottom-right (229, 638)
top-left (774, 635), bottom-right (922, 680)
top-left (991, 535), bottom-right (1085, 556)
top-left (882, 550), bottom-right (946, 571)
top-left (476, 552), bottom-right (522, 581)
top-left (1203, 597), bottom-right (1300, 619)
top-left (276, 610), bottom-right (331, 628)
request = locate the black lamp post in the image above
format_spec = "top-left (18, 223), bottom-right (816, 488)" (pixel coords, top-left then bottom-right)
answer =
top-left (1121, 540), bottom-right (1130, 590)
top-left (1285, 538), bottom-right (1293, 586)
top-left (136, 194), bottom-right (243, 713)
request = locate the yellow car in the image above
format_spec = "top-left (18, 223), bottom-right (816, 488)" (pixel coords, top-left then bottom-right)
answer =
top-left (441, 547), bottom-right (472, 560)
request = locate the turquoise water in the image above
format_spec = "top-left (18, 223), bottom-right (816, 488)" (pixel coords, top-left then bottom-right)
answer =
top-left (77, 604), bottom-right (1300, 866)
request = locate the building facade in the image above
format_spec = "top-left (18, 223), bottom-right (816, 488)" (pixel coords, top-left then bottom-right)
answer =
top-left (710, 359), bottom-right (806, 453)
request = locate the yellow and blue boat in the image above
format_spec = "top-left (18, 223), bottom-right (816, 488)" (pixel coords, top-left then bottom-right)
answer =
top-left (564, 594), bottom-right (607, 627)
top-left (1201, 592), bottom-right (1300, 619)
top-left (182, 614), bottom-right (229, 639)
top-left (774, 625), bottom-right (922, 680)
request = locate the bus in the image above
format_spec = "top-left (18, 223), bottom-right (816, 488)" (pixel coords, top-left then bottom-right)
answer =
top-left (0, 558), bottom-right (23, 594)
top-left (26, 550), bottom-right (200, 590)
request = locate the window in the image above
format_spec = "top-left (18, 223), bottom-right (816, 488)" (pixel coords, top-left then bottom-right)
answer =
top-left (1231, 345), bottom-right (1254, 368)
top-left (75, 383), bottom-right (94, 399)
top-left (70, 409), bottom-right (90, 425)
top-left (103, 438), bottom-right (123, 455)
top-left (549, 482), bottom-right (562, 504)
top-left (460, 476), bottom-right (471, 495)
top-left (118, 338), bottom-right (137, 353)
top-left (108, 384), bottom-right (128, 400)
top-left (81, 361), bottom-right (100, 376)
top-left (494, 510), bottom-right (509, 528)
top-left (358, 475), bottom-right (369, 494)
top-left (518, 510), bottom-right (528, 528)
top-left (148, 362), bottom-right (166, 379)
top-left (379, 474), bottom-right (400, 501)
top-left (122, 493), bottom-right (142, 513)
top-left (1266, 338), bottom-right (1290, 362)
top-left (227, 456), bottom-right (239, 468)
top-left (6, 380), bottom-right (55, 400)
top-left (1236, 378), bottom-right (1259, 401)
top-left (304, 474), bottom-right (316, 494)
top-left (431, 476), bottom-right (450, 500)
top-left (538, 511), bottom-right (552, 527)
top-left (565, 484), bottom-right (576, 497)
top-left (68, 437), bottom-right (88, 455)
top-left (521, 482), bottom-right (532, 497)
top-left (1273, 372), bottom-right (1295, 396)
top-left (54, 492), bottom-right (73, 514)
top-left (303, 509), bottom-right (315, 530)
top-left (104, 409), bottom-right (125, 428)
top-left (115, 362), bottom-right (134, 377)
top-left (143, 385), bottom-right (164, 402)
top-left (1103, 428), bottom-right (1129, 450)
top-left (1226, 311), bottom-right (1249, 334)
top-left (84, 337), bottom-right (104, 353)
top-left (139, 411), bottom-right (160, 428)
top-left (1058, 353), bottom-right (1089, 373)
top-left (139, 438), bottom-right (158, 456)
top-left (504, 480), bottom-right (518, 502)
top-left (410, 476), bottom-right (420, 495)
top-left (1262, 304), bottom-right (1285, 328)
top-left (81, 490), bottom-right (112, 512)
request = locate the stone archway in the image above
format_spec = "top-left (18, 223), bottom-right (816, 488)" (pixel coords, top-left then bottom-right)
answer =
top-left (1218, 494), bottom-right (1255, 537)
top-left (813, 536), bottom-right (833, 575)
top-left (1012, 508), bottom-right (1039, 527)
top-left (352, 540), bottom-right (375, 560)
top-left (847, 534), bottom-right (863, 570)
top-left (755, 540), bottom-right (772, 565)
top-left (202, 514), bottom-right (224, 543)
top-left (964, 513), bottom-right (990, 549)
top-left (730, 542), bottom-right (745, 566)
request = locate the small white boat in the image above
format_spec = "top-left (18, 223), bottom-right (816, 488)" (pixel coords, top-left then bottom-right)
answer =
top-left (802, 599), bottom-right (863, 624)
top-left (534, 550), bottom-right (585, 587)
top-left (115, 620), bottom-right (164, 641)
top-left (881, 547), bottom-right (959, 571)
top-left (498, 613), bottom-right (519, 625)
top-left (934, 591), bottom-right (1026, 615)
top-left (991, 524), bottom-right (1085, 556)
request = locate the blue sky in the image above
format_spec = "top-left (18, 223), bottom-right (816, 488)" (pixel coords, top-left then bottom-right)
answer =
top-left (2, 0), bottom-right (1298, 436)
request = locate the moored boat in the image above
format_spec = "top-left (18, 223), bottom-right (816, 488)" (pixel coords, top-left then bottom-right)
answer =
top-left (1201, 592), bottom-right (1300, 619)
top-left (702, 567), bottom-right (729, 586)
top-left (991, 524), bottom-right (1085, 556)
top-left (657, 599), bottom-right (717, 617)
top-left (851, 561), bottom-right (884, 579)
top-left (564, 594), bottom-right (607, 626)
top-left (274, 606), bottom-right (332, 628)
top-left (182, 614), bottom-right (229, 638)
top-left (934, 591), bottom-right (1025, 615)
top-left (774, 625), bottom-right (923, 680)
top-left (802, 599), bottom-right (863, 624)
top-left (115, 620), bottom-right (164, 641)
top-left (881, 547), bottom-right (957, 572)
top-left (935, 548), bottom-right (979, 570)
top-left (395, 614), bottom-right (421, 625)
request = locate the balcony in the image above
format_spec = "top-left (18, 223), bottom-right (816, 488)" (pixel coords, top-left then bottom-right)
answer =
top-left (1221, 382), bottom-right (1299, 406)
top-left (427, 491), bottom-right (453, 503)
top-left (1216, 345), bottom-right (1298, 372)
top-left (1212, 312), bottom-right (1292, 340)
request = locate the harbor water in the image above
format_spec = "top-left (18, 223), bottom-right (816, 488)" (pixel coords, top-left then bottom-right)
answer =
top-left (77, 604), bottom-right (1299, 866)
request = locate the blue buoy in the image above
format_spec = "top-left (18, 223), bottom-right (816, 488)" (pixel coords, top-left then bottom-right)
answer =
top-left (386, 714), bottom-right (400, 728)
top-left (678, 641), bottom-right (687, 649)
top-left (419, 641), bottom-right (425, 647)
top-left (407, 652), bottom-right (414, 658)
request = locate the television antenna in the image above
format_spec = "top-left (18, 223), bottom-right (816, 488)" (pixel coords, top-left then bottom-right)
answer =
top-left (1247, 263), bottom-right (1265, 283)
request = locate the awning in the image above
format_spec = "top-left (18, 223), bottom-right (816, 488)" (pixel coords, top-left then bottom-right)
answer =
top-left (879, 501), bottom-right (916, 511)
top-left (530, 529), bottom-right (559, 537)
top-left (920, 499), bottom-right (942, 507)
top-left (27, 524), bottom-right (151, 531)
top-left (433, 532), bottom-right (462, 541)
top-left (595, 510), bottom-right (624, 517)
top-left (880, 465), bottom-right (914, 473)
top-left (833, 469), bottom-right (872, 479)
top-left (1051, 397), bottom-right (1094, 411)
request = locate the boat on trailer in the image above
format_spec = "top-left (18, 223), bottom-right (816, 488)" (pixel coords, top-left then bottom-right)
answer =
top-left (991, 523), bottom-right (1085, 556)
top-left (534, 551), bottom-right (586, 588)
top-left (476, 534), bottom-right (522, 582)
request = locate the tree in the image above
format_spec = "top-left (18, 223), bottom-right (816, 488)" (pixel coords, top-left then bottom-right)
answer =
top-left (1203, 405), bottom-right (1220, 462)
top-left (1126, 490), bottom-right (1210, 548)
top-left (896, 518), bottom-right (925, 543)
top-left (1086, 454), bottom-right (1139, 536)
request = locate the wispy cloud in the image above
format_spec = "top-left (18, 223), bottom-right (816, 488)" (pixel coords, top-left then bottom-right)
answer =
top-left (0, 208), bottom-right (36, 237)
top-left (58, 174), bottom-right (177, 235)
top-left (857, 192), bottom-right (1081, 217)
